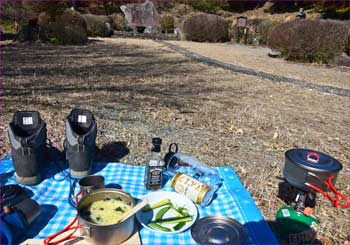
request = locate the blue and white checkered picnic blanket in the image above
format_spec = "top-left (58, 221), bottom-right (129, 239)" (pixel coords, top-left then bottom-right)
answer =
top-left (0, 156), bottom-right (278, 244)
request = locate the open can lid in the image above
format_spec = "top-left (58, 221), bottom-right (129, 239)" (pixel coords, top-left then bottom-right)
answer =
top-left (191, 216), bottom-right (247, 244)
top-left (285, 149), bottom-right (342, 173)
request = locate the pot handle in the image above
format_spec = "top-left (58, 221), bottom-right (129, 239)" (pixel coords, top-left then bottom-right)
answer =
top-left (306, 152), bottom-right (320, 164)
top-left (43, 217), bottom-right (91, 245)
top-left (305, 172), bottom-right (323, 189)
top-left (305, 175), bottom-right (350, 208)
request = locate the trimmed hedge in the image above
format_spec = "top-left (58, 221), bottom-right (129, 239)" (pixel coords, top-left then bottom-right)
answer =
top-left (181, 12), bottom-right (229, 42)
top-left (82, 14), bottom-right (113, 37)
top-left (161, 14), bottom-right (175, 33)
top-left (256, 19), bottom-right (280, 45)
top-left (40, 9), bottom-right (88, 45)
top-left (267, 19), bottom-right (349, 63)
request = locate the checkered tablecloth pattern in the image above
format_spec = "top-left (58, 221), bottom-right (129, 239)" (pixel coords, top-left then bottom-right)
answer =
top-left (0, 156), bottom-right (278, 244)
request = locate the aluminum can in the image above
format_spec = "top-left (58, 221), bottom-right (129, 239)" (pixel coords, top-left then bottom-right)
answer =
top-left (171, 173), bottom-right (211, 205)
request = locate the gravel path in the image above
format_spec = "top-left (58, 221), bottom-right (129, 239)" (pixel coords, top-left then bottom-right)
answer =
top-left (160, 41), bottom-right (350, 97)
top-left (166, 41), bottom-right (350, 91)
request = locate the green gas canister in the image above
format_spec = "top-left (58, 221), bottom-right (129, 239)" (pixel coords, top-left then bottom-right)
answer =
top-left (276, 205), bottom-right (319, 244)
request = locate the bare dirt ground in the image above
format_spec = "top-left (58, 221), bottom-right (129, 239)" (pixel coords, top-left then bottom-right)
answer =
top-left (1, 38), bottom-right (349, 243)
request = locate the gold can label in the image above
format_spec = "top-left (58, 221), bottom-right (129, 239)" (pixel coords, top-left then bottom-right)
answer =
top-left (171, 173), bottom-right (209, 204)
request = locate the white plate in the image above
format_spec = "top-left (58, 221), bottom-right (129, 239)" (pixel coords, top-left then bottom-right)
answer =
top-left (136, 191), bottom-right (198, 234)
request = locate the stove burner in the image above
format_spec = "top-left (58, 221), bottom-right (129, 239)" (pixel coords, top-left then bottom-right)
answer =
top-left (278, 181), bottom-right (316, 211)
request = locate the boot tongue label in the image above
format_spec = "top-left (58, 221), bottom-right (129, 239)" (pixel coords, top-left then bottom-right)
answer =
top-left (78, 115), bottom-right (87, 123)
top-left (23, 117), bottom-right (33, 125)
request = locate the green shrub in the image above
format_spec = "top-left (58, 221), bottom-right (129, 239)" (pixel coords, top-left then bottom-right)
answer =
top-left (191, 1), bottom-right (230, 14)
top-left (0, 20), bottom-right (18, 33)
top-left (161, 14), bottom-right (175, 33)
top-left (267, 20), bottom-right (349, 63)
top-left (321, 7), bottom-right (350, 20)
top-left (48, 37), bottom-right (64, 45)
top-left (181, 12), bottom-right (229, 42)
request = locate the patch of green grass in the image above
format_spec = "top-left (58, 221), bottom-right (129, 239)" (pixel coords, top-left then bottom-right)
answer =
top-left (0, 21), bottom-right (18, 34)
top-left (48, 37), bottom-right (64, 45)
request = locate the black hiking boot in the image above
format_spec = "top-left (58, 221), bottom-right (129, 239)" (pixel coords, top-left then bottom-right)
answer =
top-left (8, 111), bottom-right (47, 185)
top-left (65, 109), bottom-right (97, 179)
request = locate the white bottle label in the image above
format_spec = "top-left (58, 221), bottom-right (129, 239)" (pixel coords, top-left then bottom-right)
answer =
top-left (173, 174), bottom-right (208, 204)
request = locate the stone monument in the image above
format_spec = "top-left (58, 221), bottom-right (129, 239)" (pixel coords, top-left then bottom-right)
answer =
top-left (120, 0), bottom-right (160, 33)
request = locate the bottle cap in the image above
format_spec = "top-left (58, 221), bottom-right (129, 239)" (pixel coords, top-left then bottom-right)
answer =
top-left (152, 137), bottom-right (162, 145)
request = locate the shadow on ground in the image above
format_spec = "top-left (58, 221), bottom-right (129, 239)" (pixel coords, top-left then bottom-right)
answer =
top-left (2, 42), bottom-right (225, 111)
top-left (95, 141), bottom-right (129, 162)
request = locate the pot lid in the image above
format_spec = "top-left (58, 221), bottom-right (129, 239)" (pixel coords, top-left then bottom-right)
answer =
top-left (191, 216), bottom-right (247, 244)
top-left (285, 149), bottom-right (342, 173)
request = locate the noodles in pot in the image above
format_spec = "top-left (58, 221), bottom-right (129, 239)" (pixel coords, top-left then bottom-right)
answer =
top-left (81, 197), bottom-right (133, 225)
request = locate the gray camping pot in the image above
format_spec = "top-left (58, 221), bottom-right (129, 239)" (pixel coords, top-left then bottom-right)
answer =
top-left (284, 149), bottom-right (342, 191)
top-left (77, 188), bottom-right (135, 244)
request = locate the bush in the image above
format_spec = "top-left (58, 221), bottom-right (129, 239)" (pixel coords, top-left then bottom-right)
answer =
top-left (191, 1), bottom-right (230, 14)
top-left (82, 14), bottom-right (113, 37)
top-left (0, 20), bottom-right (18, 33)
top-left (321, 6), bottom-right (350, 20)
top-left (172, 4), bottom-right (194, 16)
top-left (181, 12), bottom-right (229, 42)
top-left (256, 19), bottom-right (280, 45)
top-left (40, 9), bottom-right (88, 45)
top-left (332, 53), bottom-right (350, 67)
top-left (109, 13), bottom-right (127, 31)
top-left (267, 20), bottom-right (349, 63)
top-left (25, 2), bottom-right (69, 21)
top-left (161, 14), bottom-right (175, 33)
top-left (38, 12), bottom-right (50, 27)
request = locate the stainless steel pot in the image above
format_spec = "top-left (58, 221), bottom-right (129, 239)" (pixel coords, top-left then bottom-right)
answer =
top-left (77, 188), bottom-right (135, 244)
top-left (284, 149), bottom-right (342, 191)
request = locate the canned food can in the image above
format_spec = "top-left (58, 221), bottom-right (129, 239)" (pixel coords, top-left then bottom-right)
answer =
top-left (171, 173), bottom-right (210, 205)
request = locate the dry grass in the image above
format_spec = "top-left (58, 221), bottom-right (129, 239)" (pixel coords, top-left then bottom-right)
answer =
top-left (1, 38), bottom-right (349, 243)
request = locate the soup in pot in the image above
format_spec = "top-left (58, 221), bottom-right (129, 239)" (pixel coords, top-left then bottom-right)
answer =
top-left (81, 197), bottom-right (133, 225)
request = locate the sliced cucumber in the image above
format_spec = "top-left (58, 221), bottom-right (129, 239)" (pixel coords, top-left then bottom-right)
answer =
top-left (155, 206), bottom-right (171, 220)
top-left (152, 216), bottom-right (192, 225)
top-left (173, 221), bottom-right (186, 231)
top-left (143, 199), bottom-right (171, 211)
top-left (148, 222), bottom-right (171, 232)
top-left (177, 207), bottom-right (189, 216)
top-left (170, 207), bottom-right (184, 217)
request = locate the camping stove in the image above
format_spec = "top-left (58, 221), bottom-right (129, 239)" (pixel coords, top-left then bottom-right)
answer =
top-left (275, 149), bottom-right (349, 244)
top-left (276, 181), bottom-right (319, 244)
